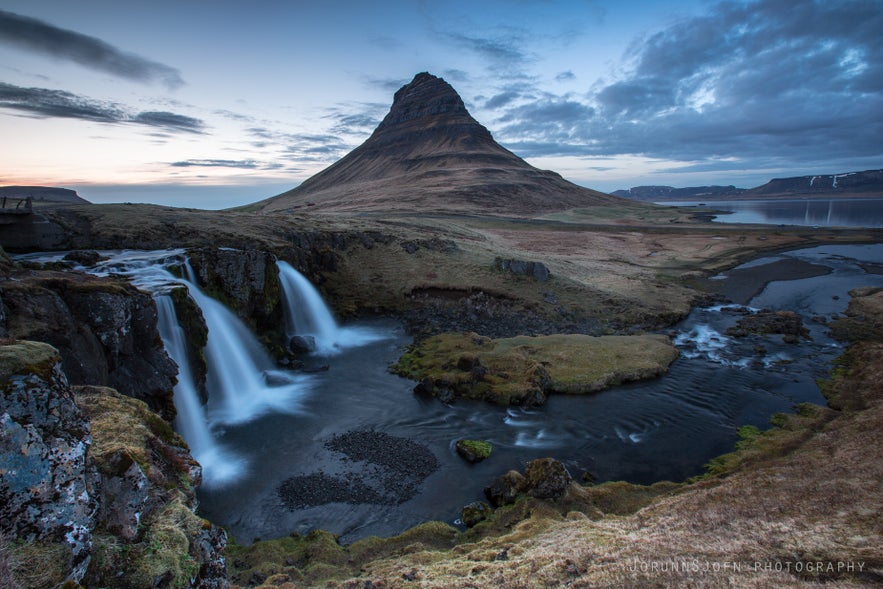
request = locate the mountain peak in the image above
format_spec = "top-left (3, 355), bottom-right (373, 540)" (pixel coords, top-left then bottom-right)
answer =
top-left (255, 72), bottom-right (619, 215)
top-left (377, 73), bottom-right (468, 130)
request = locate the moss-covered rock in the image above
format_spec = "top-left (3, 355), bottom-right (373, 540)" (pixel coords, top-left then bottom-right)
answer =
top-left (1, 341), bottom-right (99, 587)
top-left (74, 386), bottom-right (228, 589)
top-left (460, 501), bottom-right (493, 527)
top-left (455, 439), bottom-right (492, 463)
top-left (393, 331), bottom-right (679, 405)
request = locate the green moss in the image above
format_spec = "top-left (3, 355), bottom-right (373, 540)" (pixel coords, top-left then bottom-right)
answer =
top-left (88, 497), bottom-right (202, 589)
top-left (699, 406), bottom-right (832, 478)
top-left (456, 439), bottom-right (493, 462)
top-left (0, 340), bottom-right (60, 386)
top-left (74, 386), bottom-right (186, 476)
top-left (226, 521), bottom-right (459, 586)
top-left (392, 332), bottom-right (679, 405)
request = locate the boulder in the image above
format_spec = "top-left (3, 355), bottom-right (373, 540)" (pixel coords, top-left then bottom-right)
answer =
top-left (494, 257), bottom-right (551, 281)
top-left (289, 334), bottom-right (317, 355)
top-left (484, 470), bottom-right (526, 507)
top-left (455, 439), bottom-right (492, 463)
top-left (460, 501), bottom-right (493, 527)
top-left (523, 457), bottom-right (573, 499)
top-left (0, 341), bottom-right (100, 585)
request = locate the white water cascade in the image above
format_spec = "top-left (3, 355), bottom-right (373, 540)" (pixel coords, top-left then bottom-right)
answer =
top-left (276, 261), bottom-right (388, 354)
top-left (72, 251), bottom-right (313, 486)
top-left (182, 263), bottom-right (312, 425)
top-left (154, 295), bottom-right (244, 487)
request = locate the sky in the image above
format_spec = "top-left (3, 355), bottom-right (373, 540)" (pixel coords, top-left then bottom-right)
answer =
top-left (1, 0), bottom-right (881, 209)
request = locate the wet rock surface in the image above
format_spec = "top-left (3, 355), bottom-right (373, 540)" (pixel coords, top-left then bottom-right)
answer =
top-left (278, 430), bottom-right (440, 509)
top-left (726, 309), bottom-right (810, 342)
top-left (0, 269), bottom-right (177, 419)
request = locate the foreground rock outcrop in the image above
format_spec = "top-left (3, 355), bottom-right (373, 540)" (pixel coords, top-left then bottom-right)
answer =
top-left (1, 268), bottom-right (178, 419)
top-left (0, 341), bottom-right (227, 588)
top-left (0, 341), bottom-right (99, 585)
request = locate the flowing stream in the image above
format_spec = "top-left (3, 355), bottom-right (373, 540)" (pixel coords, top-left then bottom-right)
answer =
top-left (14, 243), bottom-right (883, 544)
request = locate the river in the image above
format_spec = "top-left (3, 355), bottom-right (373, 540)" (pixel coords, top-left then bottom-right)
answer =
top-left (14, 243), bottom-right (883, 545)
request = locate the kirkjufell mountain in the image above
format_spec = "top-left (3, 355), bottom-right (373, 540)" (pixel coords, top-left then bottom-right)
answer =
top-left (256, 72), bottom-right (620, 215)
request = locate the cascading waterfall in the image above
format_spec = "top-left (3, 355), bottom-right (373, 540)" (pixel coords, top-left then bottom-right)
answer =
top-left (276, 260), bottom-right (388, 354)
top-left (154, 295), bottom-right (244, 487)
top-left (80, 251), bottom-right (313, 485)
top-left (276, 261), bottom-right (341, 354)
top-left (182, 262), bottom-right (312, 425)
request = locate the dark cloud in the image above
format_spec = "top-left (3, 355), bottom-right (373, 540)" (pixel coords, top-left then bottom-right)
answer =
top-left (364, 76), bottom-right (410, 93)
top-left (131, 111), bottom-right (204, 133)
top-left (484, 91), bottom-right (521, 110)
top-left (442, 69), bottom-right (470, 82)
top-left (0, 10), bottom-right (184, 89)
top-left (0, 82), bottom-right (124, 122)
top-left (330, 112), bottom-right (381, 135)
top-left (490, 0), bottom-right (883, 169)
top-left (0, 82), bottom-right (204, 133)
top-left (555, 71), bottom-right (576, 82)
top-left (171, 159), bottom-right (259, 169)
top-left (444, 31), bottom-right (527, 64)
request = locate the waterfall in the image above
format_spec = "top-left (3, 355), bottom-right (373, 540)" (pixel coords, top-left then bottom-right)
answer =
top-left (155, 295), bottom-right (244, 487)
top-left (182, 262), bottom-right (312, 425)
top-left (276, 261), bottom-right (340, 354)
top-left (81, 251), bottom-right (313, 485)
top-left (276, 261), bottom-right (389, 355)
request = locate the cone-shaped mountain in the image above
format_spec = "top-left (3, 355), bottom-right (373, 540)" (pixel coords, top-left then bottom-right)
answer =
top-left (257, 72), bottom-right (620, 215)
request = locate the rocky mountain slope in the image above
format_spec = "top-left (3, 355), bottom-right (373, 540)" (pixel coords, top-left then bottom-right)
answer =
top-left (615, 169), bottom-right (883, 201)
top-left (254, 72), bottom-right (620, 215)
top-left (746, 168), bottom-right (883, 197)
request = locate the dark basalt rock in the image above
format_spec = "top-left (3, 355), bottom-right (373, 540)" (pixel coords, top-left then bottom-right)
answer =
top-left (455, 439), bottom-right (493, 463)
top-left (483, 458), bottom-right (573, 508)
top-left (1, 270), bottom-right (178, 420)
top-left (495, 257), bottom-right (551, 281)
top-left (726, 309), bottom-right (809, 342)
top-left (484, 470), bottom-right (526, 508)
top-left (523, 457), bottom-right (573, 499)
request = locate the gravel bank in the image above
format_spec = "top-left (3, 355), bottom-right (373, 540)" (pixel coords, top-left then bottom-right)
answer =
top-left (278, 430), bottom-right (440, 510)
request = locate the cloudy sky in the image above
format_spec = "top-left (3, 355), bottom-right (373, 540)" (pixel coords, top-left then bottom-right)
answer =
top-left (1, 0), bottom-right (881, 209)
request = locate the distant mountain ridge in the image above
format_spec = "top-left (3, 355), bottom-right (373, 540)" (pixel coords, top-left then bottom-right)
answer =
top-left (612, 185), bottom-right (746, 200)
top-left (0, 186), bottom-right (90, 205)
top-left (614, 169), bottom-right (883, 201)
top-left (255, 72), bottom-right (620, 215)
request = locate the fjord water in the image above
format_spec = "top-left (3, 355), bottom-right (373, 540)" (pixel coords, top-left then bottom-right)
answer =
top-left (668, 197), bottom-right (883, 227)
